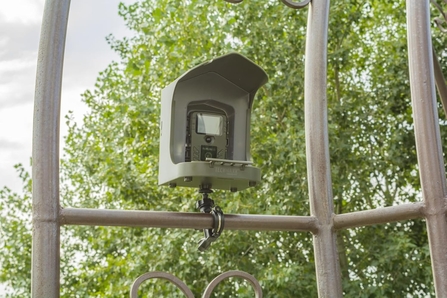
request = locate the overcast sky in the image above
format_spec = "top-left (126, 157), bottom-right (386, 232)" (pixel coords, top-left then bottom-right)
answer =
top-left (0, 0), bottom-right (134, 193)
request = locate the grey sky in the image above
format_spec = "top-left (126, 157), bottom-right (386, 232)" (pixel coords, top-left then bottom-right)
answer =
top-left (0, 0), bottom-right (134, 193)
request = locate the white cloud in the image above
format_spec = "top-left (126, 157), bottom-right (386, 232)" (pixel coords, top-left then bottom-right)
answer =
top-left (0, 0), bottom-right (135, 194)
top-left (0, 57), bottom-right (35, 73)
top-left (0, 0), bottom-right (44, 24)
top-left (0, 53), bottom-right (37, 108)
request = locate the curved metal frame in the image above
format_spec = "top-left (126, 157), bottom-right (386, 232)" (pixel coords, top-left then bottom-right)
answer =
top-left (130, 271), bottom-right (194, 298)
top-left (407, 0), bottom-right (447, 294)
top-left (432, 0), bottom-right (447, 33)
top-left (303, 0), bottom-right (342, 296)
top-left (32, 0), bottom-right (447, 297)
top-left (224, 0), bottom-right (310, 9)
top-left (32, 0), bottom-right (70, 296)
top-left (202, 270), bottom-right (263, 298)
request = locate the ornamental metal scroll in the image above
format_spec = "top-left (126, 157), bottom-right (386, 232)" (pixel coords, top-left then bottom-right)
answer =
top-left (202, 270), bottom-right (263, 298)
top-left (224, 0), bottom-right (310, 9)
top-left (130, 270), bottom-right (263, 298)
top-left (430, 0), bottom-right (447, 117)
top-left (432, 0), bottom-right (447, 33)
top-left (130, 272), bottom-right (194, 298)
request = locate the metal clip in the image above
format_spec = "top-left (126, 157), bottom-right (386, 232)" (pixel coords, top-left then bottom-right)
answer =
top-left (196, 192), bottom-right (225, 251)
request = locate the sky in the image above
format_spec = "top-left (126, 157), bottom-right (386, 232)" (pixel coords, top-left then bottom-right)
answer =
top-left (0, 0), bottom-right (134, 194)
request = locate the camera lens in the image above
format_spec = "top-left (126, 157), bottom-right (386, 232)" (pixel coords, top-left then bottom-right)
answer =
top-left (205, 136), bottom-right (213, 143)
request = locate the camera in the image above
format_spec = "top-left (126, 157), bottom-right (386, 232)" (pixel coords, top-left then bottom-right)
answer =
top-left (186, 111), bottom-right (228, 162)
top-left (158, 53), bottom-right (268, 191)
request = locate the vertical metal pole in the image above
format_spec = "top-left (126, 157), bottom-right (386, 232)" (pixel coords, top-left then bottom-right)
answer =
top-left (32, 0), bottom-right (70, 296)
top-left (406, 0), bottom-right (447, 296)
top-left (304, 0), bottom-right (342, 297)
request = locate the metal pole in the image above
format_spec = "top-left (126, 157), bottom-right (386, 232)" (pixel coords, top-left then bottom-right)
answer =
top-left (333, 202), bottom-right (424, 230)
top-left (60, 201), bottom-right (431, 232)
top-left (32, 0), bottom-right (70, 296)
top-left (304, 0), bottom-right (342, 296)
top-left (60, 208), bottom-right (319, 232)
top-left (406, 0), bottom-right (447, 296)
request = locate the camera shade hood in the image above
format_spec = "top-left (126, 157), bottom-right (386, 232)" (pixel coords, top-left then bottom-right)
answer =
top-left (177, 52), bottom-right (268, 107)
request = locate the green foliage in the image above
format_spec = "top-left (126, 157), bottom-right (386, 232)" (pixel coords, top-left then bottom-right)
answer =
top-left (2, 0), bottom-right (447, 296)
top-left (0, 165), bottom-right (32, 297)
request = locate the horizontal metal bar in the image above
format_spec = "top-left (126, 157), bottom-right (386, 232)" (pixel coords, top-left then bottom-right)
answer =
top-left (60, 208), bottom-right (318, 233)
top-left (333, 202), bottom-right (425, 230)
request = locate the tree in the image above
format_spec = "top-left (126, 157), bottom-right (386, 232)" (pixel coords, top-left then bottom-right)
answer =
top-left (0, 165), bottom-right (32, 296)
top-left (2, 0), bottom-right (447, 296)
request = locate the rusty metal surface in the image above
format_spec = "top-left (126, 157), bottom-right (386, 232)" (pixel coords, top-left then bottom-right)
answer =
top-left (304, 0), bottom-right (342, 297)
top-left (407, 0), bottom-right (447, 295)
top-left (32, 0), bottom-right (71, 297)
top-left (60, 207), bottom-right (319, 232)
top-left (333, 202), bottom-right (425, 230)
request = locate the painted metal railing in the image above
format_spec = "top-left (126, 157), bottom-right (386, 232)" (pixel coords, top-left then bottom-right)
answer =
top-left (32, 0), bottom-right (447, 297)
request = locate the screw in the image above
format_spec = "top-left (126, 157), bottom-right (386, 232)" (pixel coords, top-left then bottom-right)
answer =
top-left (184, 177), bottom-right (192, 182)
